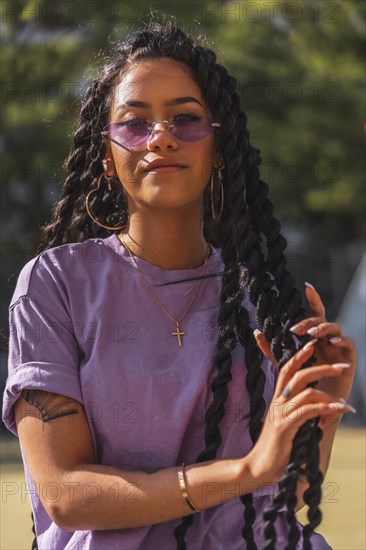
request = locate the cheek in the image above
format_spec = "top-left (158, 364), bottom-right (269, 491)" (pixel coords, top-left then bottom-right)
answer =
top-left (112, 151), bottom-right (139, 185)
top-left (196, 161), bottom-right (210, 186)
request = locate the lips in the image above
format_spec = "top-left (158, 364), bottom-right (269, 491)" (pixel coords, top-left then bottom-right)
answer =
top-left (144, 159), bottom-right (187, 172)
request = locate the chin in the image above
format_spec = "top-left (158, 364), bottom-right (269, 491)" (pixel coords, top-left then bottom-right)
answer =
top-left (145, 193), bottom-right (198, 211)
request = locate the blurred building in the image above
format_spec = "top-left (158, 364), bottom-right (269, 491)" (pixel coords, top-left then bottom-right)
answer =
top-left (337, 253), bottom-right (366, 426)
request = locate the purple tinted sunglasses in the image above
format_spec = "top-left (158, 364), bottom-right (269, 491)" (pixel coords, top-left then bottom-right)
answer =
top-left (102, 116), bottom-right (220, 150)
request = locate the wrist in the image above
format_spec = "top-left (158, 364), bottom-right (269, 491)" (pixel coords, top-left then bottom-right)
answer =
top-left (238, 454), bottom-right (274, 494)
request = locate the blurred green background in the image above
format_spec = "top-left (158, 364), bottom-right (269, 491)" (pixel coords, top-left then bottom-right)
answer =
top-left (1, 0), bottom-right (365, 548)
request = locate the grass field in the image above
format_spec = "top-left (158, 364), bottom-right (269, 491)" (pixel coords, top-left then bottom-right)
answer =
top-left (1, 427), bottom-right (365, 550)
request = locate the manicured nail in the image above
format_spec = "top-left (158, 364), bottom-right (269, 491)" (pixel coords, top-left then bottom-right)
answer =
top-left (338, 398), bottom-right (356, 413)
top-left (307, 327), bottom-right (319, 336)
top-left (305, 282), bottom-right (316, 291)
top-left (304, 338), bottom-right (318, 349)
top-left (332, 363), bottom-right (351, 369)
top-left (253, 329), bottom-right (261, 338)
top-left (289, 324), bottom-right (302, 333)
top-left (329, 337), bottom-right (342, 344)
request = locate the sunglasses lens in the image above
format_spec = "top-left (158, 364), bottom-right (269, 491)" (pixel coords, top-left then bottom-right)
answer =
top-left (172, 117), bottom-right (213, 142)
top-left (109, 122), bottom-right (150, 148)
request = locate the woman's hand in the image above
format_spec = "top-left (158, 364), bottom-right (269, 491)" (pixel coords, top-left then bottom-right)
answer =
top-left (288, 282), bottom-right (356, 405)
top-left (247, 340), bottom-right (355, 485)
top-left (254, 283), bottom-right (357, 421)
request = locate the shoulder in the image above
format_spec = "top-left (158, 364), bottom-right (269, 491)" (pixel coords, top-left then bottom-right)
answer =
top-left (9, 238), bottom-right (103, 309)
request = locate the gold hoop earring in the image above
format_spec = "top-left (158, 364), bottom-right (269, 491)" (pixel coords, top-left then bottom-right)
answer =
top-left (210, 164), bottom-right (225, 221)
top-left (85, 173), bottom-right (128, 231)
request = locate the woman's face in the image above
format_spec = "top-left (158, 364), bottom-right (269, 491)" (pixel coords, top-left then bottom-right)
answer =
top-left (104, 58), bottom-right (221, 214)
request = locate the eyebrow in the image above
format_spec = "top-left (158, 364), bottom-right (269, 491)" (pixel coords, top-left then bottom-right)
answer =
top-left (115, 96), bottom-right (205, 113)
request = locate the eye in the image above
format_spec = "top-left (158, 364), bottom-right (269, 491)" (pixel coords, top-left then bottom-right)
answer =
top-left (120, 118), bottom-right (147, 127)
top-left (174, 113), bottom-right (201, 121)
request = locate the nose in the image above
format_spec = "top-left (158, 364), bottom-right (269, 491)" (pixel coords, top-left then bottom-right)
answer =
top-left (146, 120), bottom-right (178, 151)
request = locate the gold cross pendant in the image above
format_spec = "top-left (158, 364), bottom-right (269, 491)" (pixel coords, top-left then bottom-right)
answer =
top-left (172, 323), bottom-right (186, 347)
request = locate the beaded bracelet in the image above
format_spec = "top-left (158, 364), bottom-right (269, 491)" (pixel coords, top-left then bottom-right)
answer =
top-left (177, 463), bottom-right (201, 513)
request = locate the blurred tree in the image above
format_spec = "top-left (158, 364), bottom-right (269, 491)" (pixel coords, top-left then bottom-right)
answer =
top-left (212, 0), bottom-right (365, 239)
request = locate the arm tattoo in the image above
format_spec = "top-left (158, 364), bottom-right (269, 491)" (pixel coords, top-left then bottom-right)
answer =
top-left (22, 389), bottom-right (79, 422)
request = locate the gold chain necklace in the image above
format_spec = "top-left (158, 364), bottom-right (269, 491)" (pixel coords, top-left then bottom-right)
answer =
top-left (118, 233), bottom-right (211, 347)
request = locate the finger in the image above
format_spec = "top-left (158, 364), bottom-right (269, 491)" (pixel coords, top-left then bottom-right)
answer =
top-left (254, 329), bottom-right (277, 365)
top-left (305, 282), bottom-right (326, 318)
top-left (275, 339), bottom-right (317, 398)
top-left (306, 322), bottom-right (343, 340)
top-left (280, 363), bottom-right (351, 401)
top-left (274, 389), bottom-right (352, 431)
top-left (329, 336), bottom-right (357, 366)
top-left (329, 336), bottom-right (355, 352)
top-left (284, 400), bottom-right (356, 431)
top-left (289, 316), bottom-right (326, 335)
top-left (279, 386), bottom-right (352, 412)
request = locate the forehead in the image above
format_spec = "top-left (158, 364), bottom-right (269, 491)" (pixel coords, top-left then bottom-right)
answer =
top-left (110, 58), bottom-right (205, 110)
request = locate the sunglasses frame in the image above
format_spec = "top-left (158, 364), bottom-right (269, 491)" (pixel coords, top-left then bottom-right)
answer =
top-left (101, 117), bottom-right (221, 150)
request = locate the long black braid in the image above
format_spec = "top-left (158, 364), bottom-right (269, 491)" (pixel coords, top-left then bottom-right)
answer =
top-left (244, 151), bottom-right (324, 548)
top-left (36, 18), bottom-right (325, 550)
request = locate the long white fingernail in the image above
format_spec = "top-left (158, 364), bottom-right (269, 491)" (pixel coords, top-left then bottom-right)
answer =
top-left (338, 398), bottom-right (356, 413)
top-left (329, 337), bottom-right (342, 344)
top-left (332, 363), bottom-right (351, 369)
top-left (307, 327), bottom-right (319, 336)
top-left (305, 282), bottom-right (316, 291)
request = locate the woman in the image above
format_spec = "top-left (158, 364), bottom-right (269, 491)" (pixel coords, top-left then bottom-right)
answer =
top-left (2, 19), bottom-right (356, 550)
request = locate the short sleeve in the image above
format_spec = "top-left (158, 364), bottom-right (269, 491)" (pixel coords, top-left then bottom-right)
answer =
top-left (2, 262), bottom-right (82, 436)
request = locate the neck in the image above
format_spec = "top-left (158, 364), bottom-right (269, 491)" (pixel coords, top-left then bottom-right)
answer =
top-left (118, 207), bottom-right (209, 270)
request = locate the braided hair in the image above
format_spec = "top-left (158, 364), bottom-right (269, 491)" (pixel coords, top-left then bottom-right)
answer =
top-left (38, 17), bottom-right (324, 550)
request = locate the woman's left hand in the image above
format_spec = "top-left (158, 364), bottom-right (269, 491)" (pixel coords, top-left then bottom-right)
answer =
top-left (254, 282), bottom-right (357, 409)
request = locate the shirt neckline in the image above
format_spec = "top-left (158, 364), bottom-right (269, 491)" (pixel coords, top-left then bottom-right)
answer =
top-left (100, 234), bottom-right (223, 283)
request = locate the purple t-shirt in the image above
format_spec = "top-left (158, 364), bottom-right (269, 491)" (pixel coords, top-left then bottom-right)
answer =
top-left (2, 235), bottom-right (331, 549)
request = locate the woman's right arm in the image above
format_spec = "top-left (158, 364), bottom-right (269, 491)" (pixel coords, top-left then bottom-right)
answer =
top-left (15, 389), bottom-right (254, 531)
top-left (15, 340), bottom-right (352, 532)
